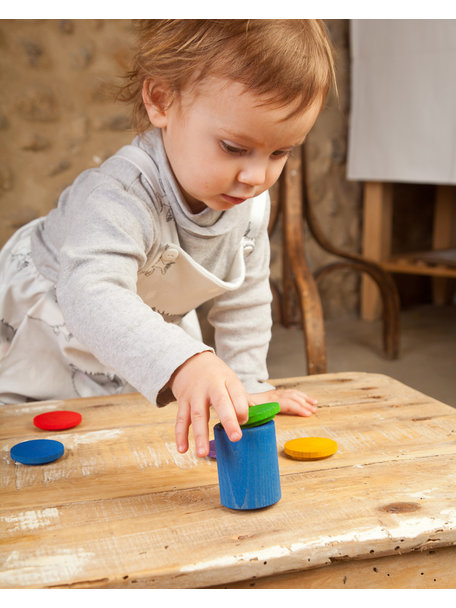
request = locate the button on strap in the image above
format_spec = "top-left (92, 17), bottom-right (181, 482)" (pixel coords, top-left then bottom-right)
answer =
top-left (161, 246), bottom-right (179, 263)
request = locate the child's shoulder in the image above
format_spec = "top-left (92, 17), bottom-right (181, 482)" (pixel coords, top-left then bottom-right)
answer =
top-left (97, 130), bottom-right (165, 192)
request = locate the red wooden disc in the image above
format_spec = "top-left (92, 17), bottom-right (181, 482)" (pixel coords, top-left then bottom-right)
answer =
top-left (33, 410), bottom-right (82, 431)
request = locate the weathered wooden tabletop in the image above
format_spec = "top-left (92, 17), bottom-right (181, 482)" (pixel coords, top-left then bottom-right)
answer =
top-left (1, 372), bottom-right (456, 589)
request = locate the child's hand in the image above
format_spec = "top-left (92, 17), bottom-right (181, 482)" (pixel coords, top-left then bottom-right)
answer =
top-left (249, 388), bottom-right (318, 417)
top-left (170, 351), bottom-right (249, 458)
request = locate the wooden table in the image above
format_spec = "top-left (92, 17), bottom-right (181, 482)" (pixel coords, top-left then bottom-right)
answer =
top-left (2, 372), bottom-right (456, 589)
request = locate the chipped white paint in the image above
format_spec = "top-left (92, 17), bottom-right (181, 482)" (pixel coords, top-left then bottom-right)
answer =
top-left (1, 508), bottom-right (59, 533)
top-left (8, 460), bottom-right (67, 490)
top-left (299, 510), bottom-right (456, 550)
top-left (6, 401), bottom-right (64, 416)
top-left (64, 428), bottom-right (123, 446)
top-left (181, 510), bottom-right (456, 576)
top-left (181, 544), bottom-right (291, 572)
top-left (78, 454), bottom-right (102, 477)
top-left (389, 509), bottom-right (456, 540)
top-left (42, 466), bottom-right (73, 484)
top-left (180, 529), bottom-right (393, 575)
top-left (6, 428), bottom-right (123, 450)
top-left (0, 547), bottom-right (95, 587)
top-left (132, 441), bottom-right (215, 470)
top-left (132, 444), bottom-right (168, 469)
top-left (407, 488), bottom-right (438, 499)
top-left (292, 525), bottom-right (392, 551)
top-left (165, 442), bottom-right (200, 468)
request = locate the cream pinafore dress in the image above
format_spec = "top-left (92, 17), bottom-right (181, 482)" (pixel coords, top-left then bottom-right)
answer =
top-left (0, 145), bottom-right (266, 403)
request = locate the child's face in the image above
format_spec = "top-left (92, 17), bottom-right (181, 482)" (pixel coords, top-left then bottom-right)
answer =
top-left (146, 77), bottom-right (321, 213)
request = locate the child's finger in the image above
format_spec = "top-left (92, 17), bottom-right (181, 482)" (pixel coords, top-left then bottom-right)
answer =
top-left (302, 392), bottom-right (318, 405)
top-left (291, 390), bottom-right (318, 408)
top-left (175, 399), bottom-right (191, 453)
top-left (292, 401), bottom-right (317, 416)
top-left (226, 383), bottom-right (249, 425)
top-left (211, 392), bottom-right (243, 444)
top-left (190, 397), bottom-right (210, 457)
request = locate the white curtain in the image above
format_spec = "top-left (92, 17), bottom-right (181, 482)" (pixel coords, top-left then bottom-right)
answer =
top-left (347, 19), bottom-right (456, 184)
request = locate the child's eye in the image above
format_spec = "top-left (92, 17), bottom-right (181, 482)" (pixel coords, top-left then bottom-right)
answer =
top-left (220, 141), bottom-right (248, 155)
top-left (271, 149), bottom-right (293, 159)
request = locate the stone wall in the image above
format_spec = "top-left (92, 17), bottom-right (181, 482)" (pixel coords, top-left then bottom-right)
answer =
top-left (0, 19), bottom-right (136, 245)
top-left (0, 19), bottom-right (361, 320)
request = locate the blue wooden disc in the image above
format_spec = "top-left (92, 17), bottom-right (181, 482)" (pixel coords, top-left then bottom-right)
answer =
top-left (10, 439), bottom-right (64, 465)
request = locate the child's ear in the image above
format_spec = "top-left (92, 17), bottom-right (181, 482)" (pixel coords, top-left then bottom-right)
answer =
top-left (142, 80), bottom-right (173, 128)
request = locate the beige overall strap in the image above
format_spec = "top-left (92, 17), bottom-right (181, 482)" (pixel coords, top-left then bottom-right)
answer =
top-left (115, 145), bottom-right (165, 195)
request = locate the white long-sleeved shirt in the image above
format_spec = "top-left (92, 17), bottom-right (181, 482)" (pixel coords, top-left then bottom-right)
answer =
top-left (30, 129), bottom-right (273, 404)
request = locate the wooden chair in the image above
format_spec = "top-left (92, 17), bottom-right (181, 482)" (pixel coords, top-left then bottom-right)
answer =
top-left (269, 144), bottom-right (401, 375)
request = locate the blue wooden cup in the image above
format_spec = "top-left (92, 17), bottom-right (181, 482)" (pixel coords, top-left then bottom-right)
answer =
top-left (213, 420), bottom-right (281, 510)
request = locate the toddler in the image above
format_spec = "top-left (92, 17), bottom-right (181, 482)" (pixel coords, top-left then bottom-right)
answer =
top-left (0, 20), bottom-right (335, 457)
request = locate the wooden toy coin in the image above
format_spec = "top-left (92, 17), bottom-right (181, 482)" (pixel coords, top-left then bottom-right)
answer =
top-left (33, 410), bottom-right (82, 431)
top-left (10, 439), bottom-right (65, 465)
top-left (241, 402), bottom-right (280, 428)
top-left (284, 437), bottom-right (337, 460)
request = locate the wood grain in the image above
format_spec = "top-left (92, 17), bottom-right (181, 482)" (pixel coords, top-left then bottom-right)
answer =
top-left (1, 372), bottom-right (456, 588)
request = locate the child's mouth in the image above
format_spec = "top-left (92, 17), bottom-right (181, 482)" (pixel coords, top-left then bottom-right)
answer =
top-left (221, 194), bottom-right (248, 205)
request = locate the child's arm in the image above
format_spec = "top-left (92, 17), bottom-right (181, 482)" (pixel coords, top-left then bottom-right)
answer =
top-left (204, 197), bottom-right (319, 420)
top-left (207, 203), bottom-right (274, 395)
top-left (169, 351), bottom-right (249, 457)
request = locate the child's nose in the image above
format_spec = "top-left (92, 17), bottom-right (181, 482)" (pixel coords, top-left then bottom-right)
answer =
top-left (237, 160), bottom-right (267, 187)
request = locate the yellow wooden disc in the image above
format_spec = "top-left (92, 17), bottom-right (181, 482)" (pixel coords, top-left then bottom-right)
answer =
top-left (284, 437), bottom-right (337, 460)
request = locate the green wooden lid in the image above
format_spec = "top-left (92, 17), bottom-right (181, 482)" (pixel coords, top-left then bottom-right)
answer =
top-left (241, 402), bottom-right (280, 428)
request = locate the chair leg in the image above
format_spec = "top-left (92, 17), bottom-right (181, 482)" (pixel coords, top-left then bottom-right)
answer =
top-left (281, 247), bottom-right (295, 328)
top-left (315, 261), bottom-right (400, 359)
top-left (294, 264), bottom-right (327, 375)
top-left (281, 157), bottom-right (327, 375)
top-left (302, 146), bottom-right (401, 360)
